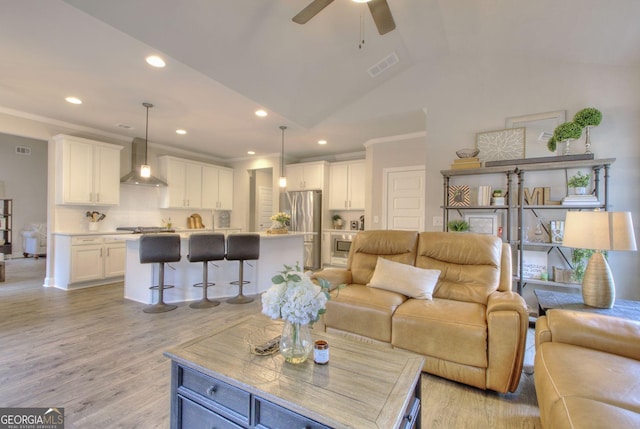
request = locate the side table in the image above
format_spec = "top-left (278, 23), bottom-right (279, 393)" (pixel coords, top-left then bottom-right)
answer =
top-left (534, 289), bottom-right (640, 322)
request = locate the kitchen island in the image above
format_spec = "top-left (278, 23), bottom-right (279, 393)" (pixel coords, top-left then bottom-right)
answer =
top-left (112, 231), bottom-right (305, 304)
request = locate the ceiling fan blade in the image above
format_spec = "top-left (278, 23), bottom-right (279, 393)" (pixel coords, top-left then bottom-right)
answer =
top-left (368, 0), bottom-right (396, 35)
top-left (292, 0), bottom-right (335, 24)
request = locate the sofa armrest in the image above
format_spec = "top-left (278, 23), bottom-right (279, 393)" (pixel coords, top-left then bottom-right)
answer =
top-left (536, 309), bottom-right (640, 360)
top-left (311, 268), bottom-right (352, 290)
top-left (485, 291), bottom-right (528, 393)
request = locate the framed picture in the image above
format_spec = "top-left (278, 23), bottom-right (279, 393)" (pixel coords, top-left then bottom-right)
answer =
top-left (522, 250), bottom-right (548, 280)
top-left (464, 213), bottom-right (499, 235)
top-left (476, 127), bottom-right (525, 162)
top-left (505, 110), bottom-right (566, 158)
top-left (448, 185), bottom-right (470, 207)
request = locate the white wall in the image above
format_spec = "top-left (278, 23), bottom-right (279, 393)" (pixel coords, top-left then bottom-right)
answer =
top-left (0, 133), bottom-right (47, 256)
top-left (335, 55), bottom-right (640, 299)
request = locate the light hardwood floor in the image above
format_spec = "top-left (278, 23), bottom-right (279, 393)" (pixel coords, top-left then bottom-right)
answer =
top-left (0, 259), bottom-right (541, 428)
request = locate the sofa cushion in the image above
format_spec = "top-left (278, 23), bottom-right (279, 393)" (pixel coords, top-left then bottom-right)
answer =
top-left (325, 284), bottom-right (407, 342)
top-left (367, 257), bottom-right (440, 299)
top-left (392, 298), bottom-right (488, 368)
top-left (348, 230), bottom-right (419, 285)
top-left (416, 232), bottom-right (502, 305)
top-left (548, 396), bottom-right (640, 429)
top-left (535, 341), bottom-right (640, 426)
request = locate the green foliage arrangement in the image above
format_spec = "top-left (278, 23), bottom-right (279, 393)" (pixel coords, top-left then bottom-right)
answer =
top-left (553, 122), bottom-right (582, 142)
top-left (571, 249), bottom-right (607, 282)
top-left (547, 135), bottom-right (557, 152)
top-left (568, 171), bottom-right (590, 188)
top-left (332, 214), bottom-right (342, 222)
top-left (573, 108), bottom-right (602, 128)
top-left (448, 219), bottom-right (470, 232)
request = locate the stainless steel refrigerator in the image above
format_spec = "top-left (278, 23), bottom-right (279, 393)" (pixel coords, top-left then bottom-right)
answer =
top-left (286, 190), bottom-right (322, 270)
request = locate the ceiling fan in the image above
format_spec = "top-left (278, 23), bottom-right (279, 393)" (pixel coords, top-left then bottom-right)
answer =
top-left (292, 0), bottom-right (396, 35)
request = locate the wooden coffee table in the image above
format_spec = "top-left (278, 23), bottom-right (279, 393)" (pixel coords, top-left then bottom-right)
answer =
top-left (164, 315), bottom-right (424, 428)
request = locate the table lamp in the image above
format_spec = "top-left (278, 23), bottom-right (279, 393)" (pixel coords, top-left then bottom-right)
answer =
top-left (562, 211), bottom-right (637, 308)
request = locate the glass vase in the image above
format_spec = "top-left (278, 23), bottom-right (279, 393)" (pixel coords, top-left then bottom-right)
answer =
top-left (280, 320), bottom-right (313, 364)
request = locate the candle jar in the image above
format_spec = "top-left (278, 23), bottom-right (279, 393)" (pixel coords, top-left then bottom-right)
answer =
top-left (314, 340), bottom-right (329, 365)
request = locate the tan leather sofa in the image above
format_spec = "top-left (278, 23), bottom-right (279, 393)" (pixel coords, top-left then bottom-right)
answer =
top-left (313, 230), bottom-right (528, 393)
top-left (535, 309), bottom-right (640, 428)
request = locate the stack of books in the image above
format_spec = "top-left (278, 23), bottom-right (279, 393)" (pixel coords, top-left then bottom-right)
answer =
top-left (561, 195), bottom-right (600, 206)
top-left (451, 157), bottom-right (482, 170)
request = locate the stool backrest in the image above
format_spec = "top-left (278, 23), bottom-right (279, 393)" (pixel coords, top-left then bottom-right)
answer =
top-left (226, 234), bottom-right (260, 261)
top-left (188, 233), bottom-right (225, 262)
top-left (139, 234), bottom-right (181, 264)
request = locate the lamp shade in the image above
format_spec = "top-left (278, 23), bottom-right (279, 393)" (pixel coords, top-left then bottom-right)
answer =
top-left (563, 211), bottom-right (637, 251)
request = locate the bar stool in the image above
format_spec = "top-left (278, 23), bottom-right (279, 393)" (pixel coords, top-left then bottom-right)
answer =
top-left (226, 233), bottom-right (260, 304)
top-left (139, 234), bottom-right (181, 313)
top-left (187, 233), bottom-right (225, 309)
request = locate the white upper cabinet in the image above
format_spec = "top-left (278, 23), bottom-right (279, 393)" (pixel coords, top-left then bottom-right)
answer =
top-left (54, 135), bottom-right (123, 205)
top-left (159, 155), bottom-right (233, 210)
top-left (202, 165), bottom-right (234, 210)
top-left (286, 162), bottom-right (327, 191)
top-left (329, 160), bottom-right (365, 210)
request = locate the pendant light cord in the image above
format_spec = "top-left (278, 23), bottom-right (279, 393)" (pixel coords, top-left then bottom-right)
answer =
top-left (280, 125), bottom-right (287, 178)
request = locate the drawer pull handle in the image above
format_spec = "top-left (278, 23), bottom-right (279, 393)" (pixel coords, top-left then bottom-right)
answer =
top-left (206, 385), bottom-right (217, 396)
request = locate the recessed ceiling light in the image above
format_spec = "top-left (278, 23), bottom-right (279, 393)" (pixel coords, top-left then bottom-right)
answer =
top-left (176, 129), bottom-right (187, 135)
top-left (247, 151), bottom-right (256, 155)
top-left (145, 55), bottom-right (166, 68)
top-left (65, 96), bottom-right (82, 105)
top-left (318, 140), bottom-right (327, 145)
top-left (255, 109), bottom-right (268, 117)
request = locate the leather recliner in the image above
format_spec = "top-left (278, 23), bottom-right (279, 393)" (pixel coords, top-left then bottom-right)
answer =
top-left (313, 230), bottom-right (528, 393)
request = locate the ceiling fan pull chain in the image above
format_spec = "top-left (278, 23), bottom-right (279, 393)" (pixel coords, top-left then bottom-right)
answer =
top-left (359, 8), bottom-right (365, 49)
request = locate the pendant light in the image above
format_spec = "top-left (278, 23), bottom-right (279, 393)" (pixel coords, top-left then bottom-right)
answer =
top-left (140, 102), bottom-right (153, 178)
top-left (279, 125), bottom-right (287, 188)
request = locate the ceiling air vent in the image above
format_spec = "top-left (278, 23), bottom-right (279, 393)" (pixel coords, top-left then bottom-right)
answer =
top-left (15, 146), bottom-right (31, 155)
top-left (368, 52), bottom-right (399, 78)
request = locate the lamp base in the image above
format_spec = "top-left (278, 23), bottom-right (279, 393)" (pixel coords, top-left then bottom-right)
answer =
top-left (582, 252), bottom-right (615, 309)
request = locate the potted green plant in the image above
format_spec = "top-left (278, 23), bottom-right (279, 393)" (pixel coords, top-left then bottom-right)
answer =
top-left (568, 171), bottom-right (590, 194)
top-left (448, 219), bottom-right (470, 232)
top-left (573, 107), bottom-right (602, 154)
top-left (546, 135), bottom-right (557, 153)
top-left (553, 122), bottom-right (582, 155)
top-left (491, 190), bottom-right (505, 206)
top-left (332, 214), bottom-right (343, 229)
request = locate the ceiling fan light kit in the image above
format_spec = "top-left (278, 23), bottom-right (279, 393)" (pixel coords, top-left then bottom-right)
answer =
top-left (293, 0), bottom-right (395, 36)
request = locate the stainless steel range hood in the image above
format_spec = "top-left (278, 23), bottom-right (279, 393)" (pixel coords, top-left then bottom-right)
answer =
top-left (120, 137), bottom-right (167, 187)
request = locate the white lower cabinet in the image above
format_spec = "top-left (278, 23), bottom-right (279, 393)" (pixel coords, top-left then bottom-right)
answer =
top-left (55, 235), bottom-right (126, 289)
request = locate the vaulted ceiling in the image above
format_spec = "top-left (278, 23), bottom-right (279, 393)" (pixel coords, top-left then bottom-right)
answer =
top-left (1, 0), bottom-right (638, 160)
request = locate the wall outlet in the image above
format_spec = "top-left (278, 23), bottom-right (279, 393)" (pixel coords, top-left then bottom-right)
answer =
top-left (432, 216), bottom-right (443, 227)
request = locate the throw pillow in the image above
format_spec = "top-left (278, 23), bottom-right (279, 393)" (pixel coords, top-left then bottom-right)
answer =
top-left (367, 257), bottom-right (440, 299)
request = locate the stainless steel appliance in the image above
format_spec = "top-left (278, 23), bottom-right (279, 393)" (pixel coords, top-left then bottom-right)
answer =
top-left (330, 232), bottom-right (356, 267)
top-left (286, 190), bottom-right (322, 270)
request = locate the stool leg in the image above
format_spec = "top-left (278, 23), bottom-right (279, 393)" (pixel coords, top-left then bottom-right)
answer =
top-left (190, 262), bottom-right (220, 309)
top-left (144, 263), bottom-right (178, 313)
top-left (227, 260), bottom-right (254, 304)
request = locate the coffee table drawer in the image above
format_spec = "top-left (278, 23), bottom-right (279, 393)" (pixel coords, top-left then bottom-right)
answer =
top-left (255, 397), bottom-right (330, 429)
top-left (179, 366), bottom-right (250, 419)
top-left (178, 395), bottom-right (243, 429)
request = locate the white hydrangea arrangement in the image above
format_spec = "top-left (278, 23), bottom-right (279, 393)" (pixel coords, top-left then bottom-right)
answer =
top-left (261, 263), bottom-right (330, 325)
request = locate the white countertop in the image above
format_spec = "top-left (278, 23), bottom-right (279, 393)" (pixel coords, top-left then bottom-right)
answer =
top-left (96, 231), bottom-right (308, 241)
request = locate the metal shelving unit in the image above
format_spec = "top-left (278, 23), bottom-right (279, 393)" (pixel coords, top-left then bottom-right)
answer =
top-left (442, 157), bottom-right (616, 295)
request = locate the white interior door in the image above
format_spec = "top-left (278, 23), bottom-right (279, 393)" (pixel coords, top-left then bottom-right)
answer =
top-left (258, 186), bottom-right (273, 231)
top-left (384, 168), bottom-right (425, 231)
